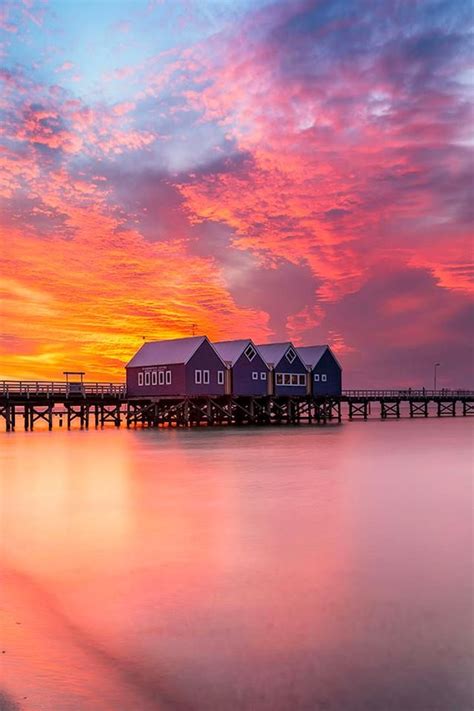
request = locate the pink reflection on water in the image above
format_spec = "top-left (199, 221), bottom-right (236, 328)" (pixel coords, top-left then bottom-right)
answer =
top-left (0, 421), bottom-right (472, 710)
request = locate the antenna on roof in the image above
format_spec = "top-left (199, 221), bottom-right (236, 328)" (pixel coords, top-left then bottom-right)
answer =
top-left (191, 323), bottom-right (197, 336)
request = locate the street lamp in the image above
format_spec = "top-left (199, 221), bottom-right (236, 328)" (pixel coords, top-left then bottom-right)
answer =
top-left (433, 362), bottom-right (440, 391)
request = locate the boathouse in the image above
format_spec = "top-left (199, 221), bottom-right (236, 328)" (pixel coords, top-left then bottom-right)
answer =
top-left (297, 345), bottom-right (342, 396)
top-left (126, 336), bottom-right (226, 398)
top-left (257, 342), bottom-right (308, 396)
top-left (213, 339), bottom-right (270, 396)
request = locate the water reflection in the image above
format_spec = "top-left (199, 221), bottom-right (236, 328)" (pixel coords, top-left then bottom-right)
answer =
top-left (0, 421), bottom-right (472, 710)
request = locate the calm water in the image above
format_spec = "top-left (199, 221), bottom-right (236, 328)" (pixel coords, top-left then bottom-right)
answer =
top-left (0, 420), bottom-right (472, 711)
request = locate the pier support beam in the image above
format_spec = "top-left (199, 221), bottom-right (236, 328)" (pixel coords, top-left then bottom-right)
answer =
top-left (409, 400), bottom-right (428, 417)
top-left (381, 400), bottom-right (400, 419)
top-left (437, 400), bottom-right (456, 417)
top-left (2, 405), bottom-right (9, 432)
top-left (27, 404), bottom-right (55, 430)
top-left (1, 404), bottom-right (13, 432)
top-left (463, 400), bottom-right (474, 416)
top-left (23, 404), bottom-right (31, 431)
top-left (349, 400), bottom-right (368, 420)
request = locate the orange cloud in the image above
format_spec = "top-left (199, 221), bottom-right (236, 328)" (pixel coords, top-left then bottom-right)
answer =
top-left (0, 220), bottom-right (270, 380)
top-left (0, 137), bottom-right (270, 379)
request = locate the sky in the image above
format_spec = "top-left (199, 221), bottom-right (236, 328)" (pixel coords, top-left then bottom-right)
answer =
top-left (0, 0), bottom-right (473, 387)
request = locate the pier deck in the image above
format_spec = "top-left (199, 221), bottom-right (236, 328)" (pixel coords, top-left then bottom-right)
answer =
top-left (0, 382), bottom-right (473, 431)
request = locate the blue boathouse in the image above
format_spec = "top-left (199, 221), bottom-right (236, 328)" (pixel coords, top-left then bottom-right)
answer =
top-left (257, 342), bottom-right (308, 396)
top-left (126, 336), bottom-right (226, 398)
top-left (297, 345), bottom-right (342, 396)
top-left (213, 339), bottom-right (270, 396)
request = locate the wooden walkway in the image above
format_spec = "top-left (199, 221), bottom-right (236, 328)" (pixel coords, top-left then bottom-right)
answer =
top-left (0, 381), bottom-right (473, 431)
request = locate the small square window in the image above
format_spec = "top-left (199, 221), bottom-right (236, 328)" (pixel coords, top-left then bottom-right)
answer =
top-left (203, 370), bottom-right (210, 385)
top-left (276, 373), bottom-right (283, 385)
top-left (252, 371), bottom-right (258, 380)
top-left (244, 344), bottom-right (256, 362)
top-left (159, 371), bottom-right (164, 385)
top-left (217, 370), bottom-right (224, 385)
top-left (286, 348), bottom-right (296, 364)
top-left (321, 374), bottom-right (327, 382)
top-left (260, 372), bottom-right (267, 380)
top-left (314, 374), bottom-right (320, 382)
top-left (138, 372), bottom-right (144, 386)
top-left (166, 371), bottom-right (171, 385)
top-left (152, 371), bottom-right (157, 385)
top-left (195, 370), bottom-right (202, 384)
top-left (284, 373), bottom-right (291, 385)
top-left (144, 371), bottom-right (151, 386)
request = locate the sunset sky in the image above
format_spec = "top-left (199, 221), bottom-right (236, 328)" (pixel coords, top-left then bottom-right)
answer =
top-left (1, 0), bottom-right (472, 386)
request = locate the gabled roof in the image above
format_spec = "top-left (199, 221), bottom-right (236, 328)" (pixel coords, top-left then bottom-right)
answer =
top-left (256, 342), bottom-right (300, 367)
top-left (213, 339), bottom-right (261, 366)
top-left (297, 344), bottom-right (342, 370)
top-left (126, 336), bottom-right (208, 368)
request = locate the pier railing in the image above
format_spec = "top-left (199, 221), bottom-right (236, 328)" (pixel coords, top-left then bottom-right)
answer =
top-left (0, 380), bottom-right (126, 398)
top-left (1, 383), bottom-right (472, 400)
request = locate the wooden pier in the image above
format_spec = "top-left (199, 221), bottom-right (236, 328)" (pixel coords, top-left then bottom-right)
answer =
top-left (0, 381), bottom-right (125, 432)
top-left (0, 382), bottom-right (473, 431)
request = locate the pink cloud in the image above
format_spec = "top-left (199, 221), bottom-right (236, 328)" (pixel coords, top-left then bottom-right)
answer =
top-left (112, 101), bottom-right (136, 116)
top-left (110, 66), bottom-right (135, 80)
top-left (0, 8), bottom-right (18, 33)
top-left (56, 61), bottom-right (74, 73)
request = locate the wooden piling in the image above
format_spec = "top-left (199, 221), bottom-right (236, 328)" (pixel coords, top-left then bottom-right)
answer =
top-left (1, 383), bottom-right (474, 432)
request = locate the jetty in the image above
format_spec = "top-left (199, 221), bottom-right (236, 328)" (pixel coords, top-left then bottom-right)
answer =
top-left (0, 381), bottom-right (473, 431)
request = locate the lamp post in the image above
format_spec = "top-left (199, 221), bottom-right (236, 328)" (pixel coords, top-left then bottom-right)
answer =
top-left (433, 362), bottom-right (440, 391)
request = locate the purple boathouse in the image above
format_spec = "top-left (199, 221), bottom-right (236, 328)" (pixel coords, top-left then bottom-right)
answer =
top-left (126, 336), bottom-right (226, 398)
top-left (257, 342), bottom-right (308, 396)
top-left (297, 345), bottom-right (342, 396)
top-left (213, 339), bottom-right (270, 396)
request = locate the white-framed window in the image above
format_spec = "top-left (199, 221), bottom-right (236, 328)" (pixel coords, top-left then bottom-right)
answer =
top-left (152, 371), bottom-right (157, 385)
top-left (145, 371), bottom-right (151, 386)
top-left (159, 371), bottom-right (165, 385)
top-left (195, 370), bottom-right (202, 384)
top-left (260, 372), bottom-right (267, 380)
top-left (275, 372), bottom-right (306, 386)
top-left (286, 347), bottom-right (296, 364)
top-left (203, 370), bottom-right (210, 385)
top-left (217, 370), bottom-right (224, 385)
top-left (166, 370), bottom-right (172, 385)
top-left (321, 374), bottom-right (327, 382)
top-left (314, 373), bottom-right (320, 382)
top-left (244, 344), bottom-right (257, 362)
top-left (138, 372), bottom-right (144, 386)
top-left (252, 371), bottom-right (258, 380)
